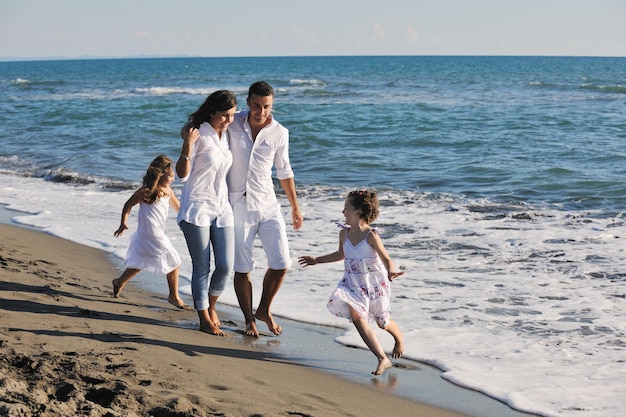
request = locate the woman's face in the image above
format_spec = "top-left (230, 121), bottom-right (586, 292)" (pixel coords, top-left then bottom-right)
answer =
top-left (210, 106), bottom-right (237, 134)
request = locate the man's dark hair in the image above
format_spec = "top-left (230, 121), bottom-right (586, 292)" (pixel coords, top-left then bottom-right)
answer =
top-left (248, 81), bottom-right (273, 99)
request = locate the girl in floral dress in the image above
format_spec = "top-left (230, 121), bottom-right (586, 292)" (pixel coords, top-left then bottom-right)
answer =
top-left (298, 190), bottom-right (404, 375)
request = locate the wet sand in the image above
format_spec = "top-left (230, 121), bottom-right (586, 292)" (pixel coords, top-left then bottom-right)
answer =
top-left (0, 222), bottom-right (537, 416)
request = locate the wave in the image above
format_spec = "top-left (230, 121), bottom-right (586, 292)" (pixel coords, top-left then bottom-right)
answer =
top-left (9, 78), bottom-right (65, 86)
top-left (42, 169), bottom-right (136, 191)
top-left (579, 83), bottom-right (626, 94)
top-left (299, 88), bottom-right (358, 98)
top-left (528, 80), bottom-right (626, 95)
top-left (10, 78), bottom-right (31, 85)
top-left (289, 78), bottom-right (327, 87)
top-left (7, 85), bottom-right (219, 102)
top-left (134, 86), bottom-right (215, 96)
top-left (0, 157), bottom-right (136, 191)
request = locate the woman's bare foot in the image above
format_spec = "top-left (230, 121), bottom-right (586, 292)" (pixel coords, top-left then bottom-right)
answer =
top-left (372, 357), bottom-right (393, 375)
top-left (392, 337), bottom-right (404, 359)
top-left (254, 311), bottom-right (282, 335)
top-left (199, 321), bottom-right (227, 337)
top-left (209, 307), bottom-right (221, 327)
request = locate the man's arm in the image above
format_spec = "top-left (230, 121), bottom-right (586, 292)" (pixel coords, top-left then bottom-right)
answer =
top-left (279, 177), bottom-right (303, 230)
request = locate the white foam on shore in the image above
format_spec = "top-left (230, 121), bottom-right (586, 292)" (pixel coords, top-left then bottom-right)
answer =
top-left (1, 172), bottom-right (625, 417)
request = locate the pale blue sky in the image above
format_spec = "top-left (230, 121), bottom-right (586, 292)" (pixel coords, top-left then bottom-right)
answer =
top-left (1, 0), bottom-right (625, 60)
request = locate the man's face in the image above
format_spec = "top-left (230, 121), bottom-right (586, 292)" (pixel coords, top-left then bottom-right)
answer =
top-left (247, 94), bottom-right (274, 124)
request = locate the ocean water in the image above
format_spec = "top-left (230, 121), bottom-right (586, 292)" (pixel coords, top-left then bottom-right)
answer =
top-left (1, 56), bottom-right (625, 417)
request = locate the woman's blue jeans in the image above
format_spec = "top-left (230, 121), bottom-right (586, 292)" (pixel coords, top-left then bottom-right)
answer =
top-left (179, 220), bottom-right (234, 311)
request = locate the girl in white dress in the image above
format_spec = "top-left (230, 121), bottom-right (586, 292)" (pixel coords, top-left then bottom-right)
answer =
top-left (298, 190), bottom-right (404, 375)
top-left (112, 155), bottom-right (189, 310)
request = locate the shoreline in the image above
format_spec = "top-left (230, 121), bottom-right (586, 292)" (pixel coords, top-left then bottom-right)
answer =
top-left (0, 220), bottom-right (538, 417)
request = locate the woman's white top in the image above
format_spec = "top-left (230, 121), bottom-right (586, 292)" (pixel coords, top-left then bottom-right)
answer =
top-left (177, 122), bottom-right (234, 228)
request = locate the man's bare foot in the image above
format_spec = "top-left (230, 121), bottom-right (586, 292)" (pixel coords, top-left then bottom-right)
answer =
top-left (168, 296), bottom-right (192, 310)
top-left (112, 279), bottom-right (121, 298)
top-left (209, 308), bottom-right (221, 327)
top-left (372, 357), bottom-right (393, 375)
top-left (199, 322), bottom-right (227, 337)
top-left (255, 311), bottom-right (282, 335)
top-left (244, 321), bottom-right (260, 337)
top-left (392, 338), bottom-right (404, 359)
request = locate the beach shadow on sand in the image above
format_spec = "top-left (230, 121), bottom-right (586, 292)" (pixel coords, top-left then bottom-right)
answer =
top-left (0, 262), bottom-right (539, 417)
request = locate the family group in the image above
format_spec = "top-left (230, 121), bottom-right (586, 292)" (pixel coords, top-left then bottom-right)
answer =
top-left (111, 81), bottom-right (404, 375)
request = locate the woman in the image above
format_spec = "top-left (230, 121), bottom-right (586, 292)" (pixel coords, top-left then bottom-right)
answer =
top-left (176, 90), bottom-right (237, 336)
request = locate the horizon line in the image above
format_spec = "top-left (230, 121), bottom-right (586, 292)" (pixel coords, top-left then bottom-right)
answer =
top-left (1, 53), bottom-right (625, 63)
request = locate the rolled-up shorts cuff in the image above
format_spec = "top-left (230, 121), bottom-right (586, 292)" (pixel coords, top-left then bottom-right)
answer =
top-left (234, 262), bottom-right (255, 274)
top-left (268, 259), bottom-right (291, 270)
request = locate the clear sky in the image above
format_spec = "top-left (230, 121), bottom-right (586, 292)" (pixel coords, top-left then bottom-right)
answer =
top-left (1, 0), bottom-right (625, 60)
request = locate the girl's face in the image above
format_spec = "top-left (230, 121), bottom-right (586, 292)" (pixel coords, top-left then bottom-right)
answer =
top-left (159, 167), bottom-right (175, 187)
top-left (342, 198), bottom-right (361, 224)
top-left (210, 106), bottom-right (237, 134)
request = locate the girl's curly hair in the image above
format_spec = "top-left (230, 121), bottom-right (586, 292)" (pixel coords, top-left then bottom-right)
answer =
top-left (347, 189), bottom-right (379, 224)
top-left (142, 155), bottom-right (173, 204)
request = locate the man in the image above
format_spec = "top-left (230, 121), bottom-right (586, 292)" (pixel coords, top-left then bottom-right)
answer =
top-left (227, 81), bottom-right (303, 336)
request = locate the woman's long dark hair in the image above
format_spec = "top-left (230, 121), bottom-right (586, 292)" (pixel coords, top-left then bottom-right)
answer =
top-left (186, 90), bottom-right (237, 128)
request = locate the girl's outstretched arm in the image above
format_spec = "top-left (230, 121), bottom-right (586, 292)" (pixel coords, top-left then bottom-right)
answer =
top-left (113, 187), bottom-right (146, 238)
top-left (368, 230), bottom-right (404, 281)
top-left (298, 230), bottom-right (346, 267)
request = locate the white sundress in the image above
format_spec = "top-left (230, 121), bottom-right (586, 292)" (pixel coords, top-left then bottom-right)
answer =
top-left (125, 195), bottom-right (181, 275)
top-left (327, 229), bottom-right (392, 328)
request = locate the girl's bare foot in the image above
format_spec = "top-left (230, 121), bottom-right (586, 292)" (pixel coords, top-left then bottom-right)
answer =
top-left (372, 357), bottom-right (393, 375)
top-left (167, 296), bottom-right (192, 310)
top-left (392, 338), bottom-right (404, 359)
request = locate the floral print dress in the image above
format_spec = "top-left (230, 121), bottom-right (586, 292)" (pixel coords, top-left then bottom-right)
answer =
top-left (327, 229), bottom-right (391, 327)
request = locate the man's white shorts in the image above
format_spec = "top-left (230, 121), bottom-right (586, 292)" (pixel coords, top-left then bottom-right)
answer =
top-left (233, 198), bottom-right (291, 273)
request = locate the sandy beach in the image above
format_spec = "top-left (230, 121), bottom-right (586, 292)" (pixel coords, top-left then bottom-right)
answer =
top-left (2, 54), bottom-right (623, 417)
top-left (0, 223), bottom-right (478, 417)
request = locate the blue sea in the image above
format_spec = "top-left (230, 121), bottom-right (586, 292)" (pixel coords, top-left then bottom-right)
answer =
top-left (1, 56), bottom-right (625, 417)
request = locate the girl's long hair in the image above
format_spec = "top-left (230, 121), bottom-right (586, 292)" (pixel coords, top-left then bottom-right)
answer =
top-left (142, 155), bottom-right (173, 204)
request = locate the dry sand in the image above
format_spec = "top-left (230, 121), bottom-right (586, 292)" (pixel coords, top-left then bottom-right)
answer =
top-left (0, 223), bottom-right (472, 417)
